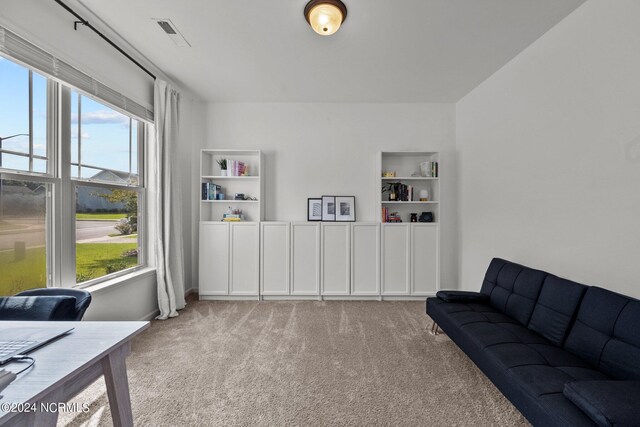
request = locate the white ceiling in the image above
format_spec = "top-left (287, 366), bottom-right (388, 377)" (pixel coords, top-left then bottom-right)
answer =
top-left (79, 0), bottom-right (585, 103)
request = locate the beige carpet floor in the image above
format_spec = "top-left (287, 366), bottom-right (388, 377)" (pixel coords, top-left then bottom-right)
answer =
top-left (60, 299), bottom-right (529, 426)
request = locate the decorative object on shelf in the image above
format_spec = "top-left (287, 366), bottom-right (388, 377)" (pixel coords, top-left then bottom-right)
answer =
top-left (419, 211), bottom-right (434, 223)
top-left (382, 171), bottom-right (396, 177)
top-left (335, 196), bottom-right (356, 222)
top-left (234, 193), bottom-right (245, 200)
top-left (410, 213), bottom-right (418, 222)
top-left (217, 193), bottom-right (225, 200)
top-left (223, 206), bottom-right (244, 222)
top-left (321, 195), bottom-right (336, 221)
top-left (308, 198), bottom-right (322, 221)
top-left (420, 161), bottom-right (439, 177)
top-left (419, 189), bottom-right (429, 201)
top-left (304, 0), bottom-right (347, 36)
top-left (216, 158), bottom-right (227, 176)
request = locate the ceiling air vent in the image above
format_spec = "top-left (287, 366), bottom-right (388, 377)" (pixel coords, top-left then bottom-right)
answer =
top-left (153, 19), bottom-right (190, 47)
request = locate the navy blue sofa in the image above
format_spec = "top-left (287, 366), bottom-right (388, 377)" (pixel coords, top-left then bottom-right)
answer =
top-left (426, 258), bottom-right (640, 427)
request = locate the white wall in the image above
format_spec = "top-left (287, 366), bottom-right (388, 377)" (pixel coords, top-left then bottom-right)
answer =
top-left (456, 0), bottom-right (640, 297)
top-left (201, 103), bottom-right (459, 288)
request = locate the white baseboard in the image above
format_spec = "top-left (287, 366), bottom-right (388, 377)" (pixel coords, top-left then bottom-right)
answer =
top-left (138, 309), bottom-right (160, 321)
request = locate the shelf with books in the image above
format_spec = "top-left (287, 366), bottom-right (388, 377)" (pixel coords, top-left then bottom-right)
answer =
top-left (202, 175), bottom-right (260, 180)
top-left (377, 151), bottom-right (440, 224)
top-left (202, 200), bottom-right (259, 203)
top-left (200, 149), bottom-right (263, 222)
top-left (381, 177), bottom-right (438, 181)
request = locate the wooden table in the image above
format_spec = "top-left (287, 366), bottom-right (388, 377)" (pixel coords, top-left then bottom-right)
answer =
top-left (0, 321), bottom-right (148, 427)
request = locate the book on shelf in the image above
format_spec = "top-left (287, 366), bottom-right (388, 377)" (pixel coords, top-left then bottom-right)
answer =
top-left (201, 183), bottom-right (208, 200)
top-left (222, 213), bottom-right (244, 222)
top-left (202, 183), bottom-right (222, 200)
top-left (381, 207), bottom-right (402, 223)
top-left (423, 161), bottom-right (439, 178)
top-left (226, 159), bottom-right (248, 177)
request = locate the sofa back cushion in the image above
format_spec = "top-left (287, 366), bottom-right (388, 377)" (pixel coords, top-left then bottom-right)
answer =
top-left (528, 275), bottom-right (587, 346)
top-left (479, 258), bottom-right (546, 325)
top-left (564, 287), bottom-right (640, 380)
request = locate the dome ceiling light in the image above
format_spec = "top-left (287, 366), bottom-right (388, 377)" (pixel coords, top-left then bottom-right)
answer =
top-left (304, 0), bottom-right (348, 36)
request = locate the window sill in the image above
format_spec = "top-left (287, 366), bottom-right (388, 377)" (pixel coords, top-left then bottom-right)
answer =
top-left (81, 267), bottom-right (156, 296)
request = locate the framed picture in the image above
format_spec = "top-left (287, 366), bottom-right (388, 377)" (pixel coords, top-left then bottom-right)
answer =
top-left (335, 196), bottom-right (356, 222)
top-left (307, 198), bottom-right (322, 221)
top-left (321, 196), bottom-right (336, 221)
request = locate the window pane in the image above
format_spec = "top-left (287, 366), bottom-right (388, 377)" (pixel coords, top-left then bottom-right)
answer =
top-left (0, 58), bottom-right (29, 157)
top-left (71, 91), bottom-right (79, 166)
top-left (1, 154), bottom-right (29, 171)
top-left (71, 93), bottom-right (138, 184)
top-left (0, 179), bottom-right (48, 295)
top-left (0, 57), bottom-right (49, 173)
top-left (32, 73), bottom-right (48, 158)
top-left (75, 185), bottom-right (140, 283)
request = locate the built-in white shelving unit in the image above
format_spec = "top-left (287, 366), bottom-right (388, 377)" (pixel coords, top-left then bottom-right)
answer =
top-left (377, 151), bottom-right (440, 223)
top-left (198, 149), bottom-right (440, 301)
top-left (200, 149), bottom-right (263, 222)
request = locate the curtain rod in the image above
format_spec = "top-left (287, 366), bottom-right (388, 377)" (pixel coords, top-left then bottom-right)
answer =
top-left (53, 0), bottom-right (156, 80)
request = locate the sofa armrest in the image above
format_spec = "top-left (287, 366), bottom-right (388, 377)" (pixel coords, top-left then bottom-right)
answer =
top-left (0, 296), bottom-right (77, 321)
top-left (564, 381), bottom-right (640, 427)
top-left (436, 290), bottom-right (489, 304)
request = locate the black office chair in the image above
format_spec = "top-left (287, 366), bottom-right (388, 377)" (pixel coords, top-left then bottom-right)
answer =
top-left (13, 288), bottom-right (92, 321)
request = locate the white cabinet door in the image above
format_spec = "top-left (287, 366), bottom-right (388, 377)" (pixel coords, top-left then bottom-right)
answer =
top-left (351, 223), bottom-right (380, 295)
top-left (411, 224), bottom-right (439, 295)
top-left (229, 223), bottom-right (259, 296)
top-left (291, 223), bottom-right (320, 295)
top-left (381, 224), bottom-right (410, 295)
top-left (321, 223), bottom-right (350, 295)
top-left (261, 222), bottom-right (290, 295)
top-left (199, 222), bottom-right (229, 296)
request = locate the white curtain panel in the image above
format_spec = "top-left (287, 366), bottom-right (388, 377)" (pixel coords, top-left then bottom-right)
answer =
top-left (151, 79), bottom-right (186, 319)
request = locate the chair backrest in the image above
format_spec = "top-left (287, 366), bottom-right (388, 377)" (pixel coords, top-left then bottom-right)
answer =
top-left (564, 287), bottom-right (640, 380)
top-left (0, 296), bottom-right (77, 321)
top-left (480, 258), bottom-right (547, 326)
top-left (16, 288), bottom-right (92, 321)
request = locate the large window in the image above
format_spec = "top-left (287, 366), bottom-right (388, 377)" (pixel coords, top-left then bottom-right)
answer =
top-left (71, 92), bottom-right (144, 283)
top-left (0, 55), bottom-right (147, 295)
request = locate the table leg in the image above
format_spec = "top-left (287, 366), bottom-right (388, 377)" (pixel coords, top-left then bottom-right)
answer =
top-left (23, 389), bottom-right (62, 427)
top-left (102, 342), bottom-right (134, 427)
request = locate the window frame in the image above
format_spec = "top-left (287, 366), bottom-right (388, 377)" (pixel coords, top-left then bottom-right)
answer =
top-left (0, 54), bottom-right (150, 292)
top-left (63, 88), bottom-right (148, 288)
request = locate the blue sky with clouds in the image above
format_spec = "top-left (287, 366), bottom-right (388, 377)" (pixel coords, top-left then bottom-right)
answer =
top-left (0, 56), bottom-right (137, 177)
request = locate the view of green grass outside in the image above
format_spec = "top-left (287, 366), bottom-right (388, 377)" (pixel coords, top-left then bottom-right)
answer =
top-left (76, 213), bottom-right (127, 220)
top-left (0, 242), bottom-right (138, 295)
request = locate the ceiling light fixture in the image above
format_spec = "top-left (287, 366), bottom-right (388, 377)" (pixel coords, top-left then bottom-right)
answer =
top-left (304, 0), bottom-right (347, 36)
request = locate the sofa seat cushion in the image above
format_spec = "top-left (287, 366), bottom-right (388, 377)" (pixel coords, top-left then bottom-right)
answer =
top-left (564, 381), bottom-right (640, 427)
top-left (427, 298), bottom-right (516, 330)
